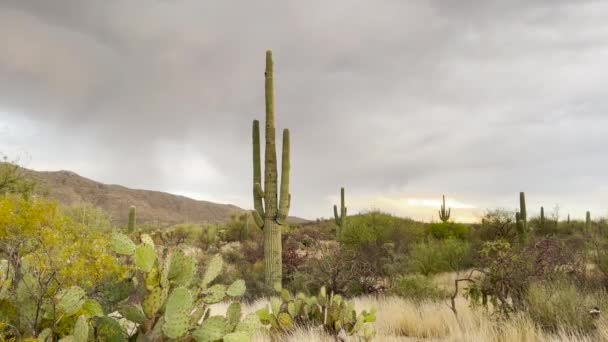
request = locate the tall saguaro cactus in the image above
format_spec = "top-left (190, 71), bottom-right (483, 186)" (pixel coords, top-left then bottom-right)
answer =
top-left (586, 211), bottom-right (591, 233)
top-left (438, 195), bottom-right (451, 223)
top-left (252, 50), bottom-right (291, 288)
top-left (127, 205), bottom-right (136, 233)
top-left (333, 187), bottom-right (347, 238)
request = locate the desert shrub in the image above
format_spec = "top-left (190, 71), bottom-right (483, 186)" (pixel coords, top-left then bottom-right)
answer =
top-left (0, 157), bottom-right (37, 198)
top-left (157, 223), bottom-right (203, 246)
top-left (526, 278), bottom-right (602, 333)
top-left (475, 209), bottom-right (517, 242)
top-left (466, 237), bottom-right (586, 315)
top-left (341, 211), bottom-right (425, 253)
top-left (409, 238), bottom-right (472, 275)
top-left (390, 274), bottom-right (447, 302)
top-left (0, 195), bottom-right (124, 338)
top-left (294, 243), bottom-right (384, 296)
top-left (221, 212), bottom-right (262, 242)
top-left (64, 202), bottom-right (113, 231)
top-left (427, 222), bottom-right (470, 240)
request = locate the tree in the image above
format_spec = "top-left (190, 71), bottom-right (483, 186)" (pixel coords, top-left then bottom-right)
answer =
top-left (0, 195), bottom-right (123, 338)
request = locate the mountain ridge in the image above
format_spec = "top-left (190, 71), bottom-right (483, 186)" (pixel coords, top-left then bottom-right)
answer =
top-left (22, 167), bottom-right (308, 226)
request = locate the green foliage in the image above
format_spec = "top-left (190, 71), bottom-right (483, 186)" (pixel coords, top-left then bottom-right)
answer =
top-left (0, 196), bottom-right (123, 339)
top-left (426, 222), bottom-right (470, 240)
top-left (0, 158), bottom-right (37, 198)
top-left (389, 274), bottom-right (447, 302)
top-left (409, 238), bottom-right (472, 275)
top-left (257, 286), bottom-right (375, 340)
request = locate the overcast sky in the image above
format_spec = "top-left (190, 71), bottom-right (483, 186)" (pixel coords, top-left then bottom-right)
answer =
top-left (1, 0), bottom-right (608, 222)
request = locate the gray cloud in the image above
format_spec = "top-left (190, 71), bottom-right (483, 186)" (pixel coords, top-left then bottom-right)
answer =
top-left (1, 0), bottom-right (608, 220)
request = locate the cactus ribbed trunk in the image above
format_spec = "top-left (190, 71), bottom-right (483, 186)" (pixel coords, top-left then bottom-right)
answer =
top-left (333, 187), bottom-right (347, 238)
top-left (252, 50), bottom-right (291, 289)
top-left (128, 206), bottom-right (136, 233)
top-left (263, 219), bottom-right (282, 287)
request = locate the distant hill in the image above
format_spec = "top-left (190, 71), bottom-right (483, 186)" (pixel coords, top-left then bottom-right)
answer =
top-left (23, 168), bottom-right (308, 227)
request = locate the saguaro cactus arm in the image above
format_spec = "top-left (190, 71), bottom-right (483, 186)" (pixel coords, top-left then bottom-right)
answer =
top-left (277, 129), bottom-right (291, 224)
top-left (253, 120), bottom-right (265, 222)
top-left (333, 205), bottom-right (340, 225)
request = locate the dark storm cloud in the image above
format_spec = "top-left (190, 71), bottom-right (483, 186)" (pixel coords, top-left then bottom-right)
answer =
top-left (1, 0), bottom-right (608, 219)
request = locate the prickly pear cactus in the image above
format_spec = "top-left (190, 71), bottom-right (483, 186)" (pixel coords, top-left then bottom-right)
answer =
top-left (257, 286), bottom-right (376, 340)
top-left (103, 233), bottom-right (255, 341)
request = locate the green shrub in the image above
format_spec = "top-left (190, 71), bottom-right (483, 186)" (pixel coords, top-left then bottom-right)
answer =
top-left (340, 210), bottom-right (425, 253)
top-left (390, 274), bottom-right (447, 302)
top-left (409, 238), bottom-right (472, 275)
top-left (426, 222), bottom-right (470, 240)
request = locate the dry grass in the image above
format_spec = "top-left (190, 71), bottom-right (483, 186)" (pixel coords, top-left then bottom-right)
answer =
top-left (222, 271), bottom-right (608, 341)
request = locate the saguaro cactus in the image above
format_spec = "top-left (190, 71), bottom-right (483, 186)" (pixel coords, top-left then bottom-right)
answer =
top-left (252, 50), bottom-right (291, 288)
top-left (128, 206), bottom-right (136, 233)
top-left (438, 195), bottom-right (451, 223)
top-left (586, 211), bottom-right (591, 232)
top-left (540, 206), bottom-right (545, 230)
top-left (333, 187), bottom-right (347, 238)
top-left (516, 192), bottom-right (528, 243)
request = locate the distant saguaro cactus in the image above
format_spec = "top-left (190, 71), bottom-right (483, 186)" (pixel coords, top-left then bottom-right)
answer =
top-left (127, 205), bottom-right (136, 233)
top-left (586, 211), bottom-right (591, 233)
top-left (438, 195), bottom-right (451, 223)
top-left (333, 187), bottom-right (347, 238)
top-left (516, 192), bottom-right (528, 243)
top-left (251, 50), bottom-right (291, 289)
top-left (540, 206), bottom-right (545, 230)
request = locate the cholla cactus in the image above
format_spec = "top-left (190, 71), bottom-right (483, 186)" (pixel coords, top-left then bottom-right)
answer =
top-left (333, 187), bottom-right (347, 238)
top-left (102, 231), bottom-right (257, 341)
top-left (257, 286), bottom-right (376, 341)
top-left (438, 195), bottom-right (451, 223)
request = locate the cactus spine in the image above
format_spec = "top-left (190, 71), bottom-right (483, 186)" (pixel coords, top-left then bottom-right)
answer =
top-left (438, 195), bottom-right (451, 223)
top-left (333, 187), bottom-right (347, 238)
top-left (252, 50), bottom-right (291, 288)
top-left (128, 205), bottom-right (136, 233)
